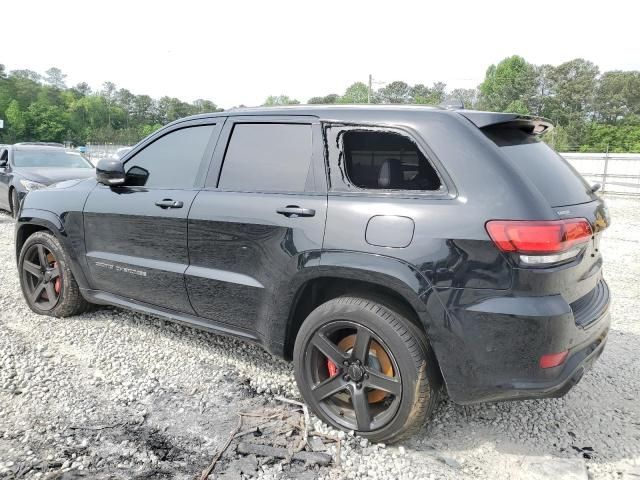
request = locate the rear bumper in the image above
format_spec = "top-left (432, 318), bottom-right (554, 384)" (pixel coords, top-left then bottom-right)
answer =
top-left (427, 279), bottom-right (611, 404)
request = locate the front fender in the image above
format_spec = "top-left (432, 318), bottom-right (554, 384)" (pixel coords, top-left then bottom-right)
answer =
top-left (15, 208), bottom-right (91, 290)
top-left (15, 208), bottom-right (64, 260)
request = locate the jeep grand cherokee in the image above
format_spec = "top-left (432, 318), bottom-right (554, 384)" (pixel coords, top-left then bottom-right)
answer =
top-left (15, 105), bottom-right (610, 442)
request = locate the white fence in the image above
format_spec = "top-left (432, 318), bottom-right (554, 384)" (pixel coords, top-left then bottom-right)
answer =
top-left (84, 144), bottom-right (130, 166)
top-left (562, 153), bottom-right (640, 195)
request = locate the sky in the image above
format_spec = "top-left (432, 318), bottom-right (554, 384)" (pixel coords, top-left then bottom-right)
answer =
top-left (3, 0), bottom-right (639, 109)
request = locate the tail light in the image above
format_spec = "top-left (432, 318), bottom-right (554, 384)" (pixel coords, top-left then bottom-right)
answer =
top-left (486, 218), bottom-right (593, 266)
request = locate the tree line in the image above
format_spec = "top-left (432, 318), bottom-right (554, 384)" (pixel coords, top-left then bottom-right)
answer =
top-left (1, 56), bottom-right (639, 152)
top-left (0, 66), bottom-right (223, 146)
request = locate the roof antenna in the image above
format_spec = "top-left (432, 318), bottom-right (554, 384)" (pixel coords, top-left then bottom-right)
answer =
top-left (439, 98), bottom-right (465, 110)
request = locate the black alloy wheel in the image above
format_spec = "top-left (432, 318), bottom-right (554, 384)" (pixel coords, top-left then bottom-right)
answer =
top-left (294, 296), bottom-right (441, 443)
top-left (21, 243), bottom-right (63, 311)
top-left (305, 320), bottom-right (402, 432)
top-left (18, 231), bottom-right (90, 317)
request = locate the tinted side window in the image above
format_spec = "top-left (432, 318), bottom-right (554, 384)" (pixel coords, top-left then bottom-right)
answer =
top-left (482, 125), bottom-right (594, 207)
top-left (125, 125), bottom-right (215, 188)
top-left (342, 131), bottom-right (441, 191)
top-left (219, 123), bottom-right (312, 192)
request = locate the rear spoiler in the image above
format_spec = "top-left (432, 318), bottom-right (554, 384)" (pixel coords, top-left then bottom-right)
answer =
top-left (458, 110), bottom-right (553, 135)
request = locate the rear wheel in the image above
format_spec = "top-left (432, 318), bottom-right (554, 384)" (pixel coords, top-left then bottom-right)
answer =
top-left (18, 231), bottom-right (90, 317)
top-left (293, 296), bottom-right (441, 443)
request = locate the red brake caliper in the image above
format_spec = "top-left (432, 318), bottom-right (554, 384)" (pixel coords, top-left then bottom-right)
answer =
top-left (327, 359), bottom-right (338, 377)
top-left (53, 262), bottom-right (61, 294)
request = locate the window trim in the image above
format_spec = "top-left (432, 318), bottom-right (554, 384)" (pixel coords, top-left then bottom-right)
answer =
top-left (323, 122), bottom-right (456, 200)
top-left (119, 117), bottom-right (224, 190)
top-left (204, 115), bottom-right (325, 195)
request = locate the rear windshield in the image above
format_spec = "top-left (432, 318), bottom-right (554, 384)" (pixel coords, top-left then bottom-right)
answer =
top-left (14, 149), bottom-right (93, 169)
top-left (482, 126), bottom-right (594, 207)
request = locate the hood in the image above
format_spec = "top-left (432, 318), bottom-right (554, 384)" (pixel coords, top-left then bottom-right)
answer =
top-left (16, 167), bottom-right (96, 185)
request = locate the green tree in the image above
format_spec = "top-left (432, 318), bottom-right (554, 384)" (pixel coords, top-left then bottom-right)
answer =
top-left (478, 55), bottom-right (537, 113)
top-left (156, 96), bottom-right (194, 122)
top-left (594, 71), bottom-right (640, 123)
top-left (73, 82), bottom-right (92, 96)
top-left (339, 82), bottom-right (369, 104)
top-left (8, 71), bottom-right (41, 109)
top-left (192, 99), bottom-right (221, 113)
top-left (530, 64), bottom-right (554, 116)
top-left (263, 95), bottom-right (300, 106)
top-left (542, 125), bottom-right (571, 152)
top-left (505, 99), bottom-right (529, 114)
top-left (446, 88), bottom-right (478, 109)
top-left (27, 103), bottom-right (69, 142)
top-left (10, 69), bottom-right (42, 82)
top-left (308, 94), bottom-right (339, 104)
top-left (132, 95), bottom-right (155, 124)
top-left (378, 81), bottom-right (411, 104)
top-left (44, 67), bottom-right (67, 89)
top-left (4, 100), bottom-right (27, 141)
top-left (101, 81), bottom-right (117, 127)
top-left (580, 122), bottom-right (640, 153)
top-left (411, 82), bottom-right (447, 105)
top-left (542, 58), bottom-right (599, 124)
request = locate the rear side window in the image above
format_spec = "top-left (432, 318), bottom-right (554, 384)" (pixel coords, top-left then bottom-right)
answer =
top-left (125, 124), bottom-right (215, 188)
top-left (483, 125), bottom-right (594, 207)
top-left (219, 123), bottom-right (312, 192)
top-left (342, 131), bottom-right (441, 191)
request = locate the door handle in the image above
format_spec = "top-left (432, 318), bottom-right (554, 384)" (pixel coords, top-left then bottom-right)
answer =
top-left (276, 205), bottom-right (316, 218)
top-left (155, 199), bottom-right (184, 209)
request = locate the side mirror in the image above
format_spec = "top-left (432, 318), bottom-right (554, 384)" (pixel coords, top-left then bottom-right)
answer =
top-left (590, 182), bottom-right (601, 193)
top-left (0, 159), bottom-right (7, 168)
top-left (96, 158), bottom-right (126, 186)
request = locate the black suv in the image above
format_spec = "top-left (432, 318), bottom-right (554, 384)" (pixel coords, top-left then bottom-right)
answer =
top-left (14, 106), bottom-right (610, 442)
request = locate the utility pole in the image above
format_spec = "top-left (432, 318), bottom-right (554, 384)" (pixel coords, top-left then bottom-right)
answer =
top-left (368, 74), bottom-right (372, 104)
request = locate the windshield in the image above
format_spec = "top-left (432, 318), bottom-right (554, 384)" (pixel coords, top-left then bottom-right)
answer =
top-left (14, 150), bottom-right (93, 168)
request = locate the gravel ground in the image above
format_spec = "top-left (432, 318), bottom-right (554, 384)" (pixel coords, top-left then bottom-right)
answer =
top-left (0, 195), bottom-right (639, 480)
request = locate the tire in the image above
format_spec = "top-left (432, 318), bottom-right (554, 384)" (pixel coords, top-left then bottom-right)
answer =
top-left (293, 296), bottom-right (441, 443)
top-left (18, 231), bottom-right (90, 317)
top-left (10, 188), bottom-right (19, 219)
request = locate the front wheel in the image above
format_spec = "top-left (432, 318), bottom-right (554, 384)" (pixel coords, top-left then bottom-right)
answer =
top-left (18, 231), bottom-right (90, 317)
top-left (293, 296), bottom-right (441, 443)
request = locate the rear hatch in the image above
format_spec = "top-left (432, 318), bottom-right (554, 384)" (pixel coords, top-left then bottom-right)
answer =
top-left (462, 111), bottom-right (611, 318)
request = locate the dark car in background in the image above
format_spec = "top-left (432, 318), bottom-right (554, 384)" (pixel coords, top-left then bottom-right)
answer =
top-left (14, 106), bottom-right (611, 442)
top-left (0, 144), bottom-right (95, 217)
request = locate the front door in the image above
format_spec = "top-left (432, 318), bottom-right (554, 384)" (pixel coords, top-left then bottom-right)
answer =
top-left (186, 117), bottom-right (327, 334)
top-left (83, 119), bottom-right (222, 313)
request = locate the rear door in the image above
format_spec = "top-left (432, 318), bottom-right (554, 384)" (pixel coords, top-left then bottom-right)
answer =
top-left (83, 119), bottom-right (223, 313)
top-left (186, 116), bottom-right (326, 333)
